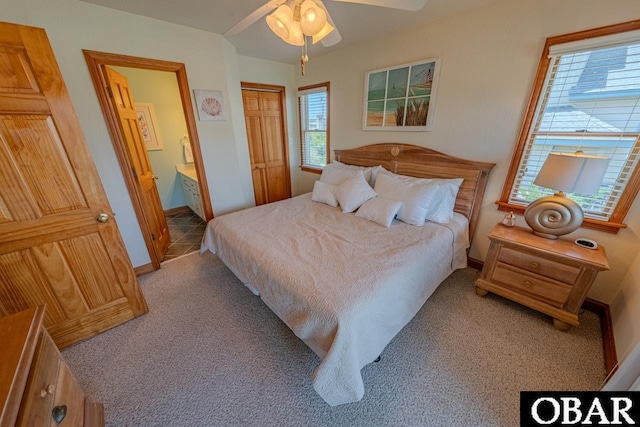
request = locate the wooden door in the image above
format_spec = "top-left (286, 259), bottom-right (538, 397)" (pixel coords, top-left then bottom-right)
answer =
top-left (242, 89), bottom-right (291, 205)
top-left (103, 66), bottom-right (170, 261)
top-left (243, 91), bottom-right (268, 205)
top-left (0, 22), bottom-right (148, 348)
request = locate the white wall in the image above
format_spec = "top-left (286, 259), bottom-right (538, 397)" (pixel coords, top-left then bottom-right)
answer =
top-left (611, 251), bottom-right (640, 360)
top-left (219, 41), bottom-right (256, 211)
top-left (113, 67), bottom-right (189, 210)
top-left (295, 0), bottom-right (640, 306)
top-left (236, 56), bottom-right (302, 195)
top-left (2, 0), bottom-right (255, 267)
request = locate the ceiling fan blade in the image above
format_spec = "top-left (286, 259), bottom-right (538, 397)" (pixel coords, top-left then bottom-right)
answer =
top-left (223, 0), bottom-right (286, 37)
top-left (320, 15), bottom-right (341, 47)
top-left (312, 0), bottom-right (342, 47)
top-left (332, 0), bottom-right (427, 11)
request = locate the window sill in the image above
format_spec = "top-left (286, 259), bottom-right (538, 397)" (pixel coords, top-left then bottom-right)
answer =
top-left (301, 165), bottom-right (323, 174)
top-left (496, 201), bottom-right (626, 234)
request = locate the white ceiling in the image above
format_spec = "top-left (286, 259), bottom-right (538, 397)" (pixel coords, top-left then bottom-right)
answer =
top-left (80, 0), bottom-right (499, 64)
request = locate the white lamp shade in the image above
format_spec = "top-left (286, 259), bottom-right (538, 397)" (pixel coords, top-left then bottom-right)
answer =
top-left (311, 21), bottom-right (334, 44)
top-left (534, 152), bottom-right (610, 195)
top-left (300, 0), bottom-right (327, 36)
top-left (287, 21), bottom-right (305, 46)
top-left (266, 4), bottom-right (293, 41)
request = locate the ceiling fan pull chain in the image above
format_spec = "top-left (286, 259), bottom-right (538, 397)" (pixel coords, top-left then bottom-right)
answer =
top-left (301, 37), bottom-right (309, 75)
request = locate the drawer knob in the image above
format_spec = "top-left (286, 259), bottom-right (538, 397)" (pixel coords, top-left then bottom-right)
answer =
top-left (524, 280), bottom-right (532, 288)
top-left (52, 405), bottom-right (67, 424)
top-left (40, 384), bottom-right (56, 398)
top-left (531, 262), bottom-right (540, 269)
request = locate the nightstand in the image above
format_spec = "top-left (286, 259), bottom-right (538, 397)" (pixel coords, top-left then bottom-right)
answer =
top-left (474, 223), bottom-right (609, 330)
top-left (0, 306), bottom-right (104, 426)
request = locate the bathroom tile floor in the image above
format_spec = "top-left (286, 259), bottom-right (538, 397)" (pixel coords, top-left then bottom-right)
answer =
top-left (163, 209), bottom-right (207, 262)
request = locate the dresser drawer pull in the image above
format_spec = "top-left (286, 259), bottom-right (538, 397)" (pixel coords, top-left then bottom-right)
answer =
top-left (52, 405), bottom-right (67, 424)
top-left (524, 280), bottom-right (532, 288)
top-left (40, 383), bottom-right (56, 398)
top-left (530, 262), bottom-right (540, 269)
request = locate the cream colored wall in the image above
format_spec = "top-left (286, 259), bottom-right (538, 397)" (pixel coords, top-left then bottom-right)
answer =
top-left (236, 56), bottom-right (303, 195)
top-left (220, 42), bottom-right (256, 209)
top-left (611, 251), bottom-right (640, 360)
top-left (2, 0), bottom-right (254, 267)
top-left (295, 0), bottom-right (640, 306)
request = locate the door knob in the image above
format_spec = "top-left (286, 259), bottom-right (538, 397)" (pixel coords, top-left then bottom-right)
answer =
top-left (96, 213), bottom-right (110, 223)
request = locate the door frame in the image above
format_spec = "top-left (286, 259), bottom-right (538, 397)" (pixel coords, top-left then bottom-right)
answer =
top-left (84, 50), bottom-right (213, 272)
top-left (240, 82), bottom-right (291, 203)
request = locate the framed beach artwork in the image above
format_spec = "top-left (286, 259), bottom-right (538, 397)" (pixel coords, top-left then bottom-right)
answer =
top-left (135, 102), bottom-right (163, 150)
top-left (363, 58), bottom-right (441, 131)
top-left (194, 89), bottom-right (226, 121)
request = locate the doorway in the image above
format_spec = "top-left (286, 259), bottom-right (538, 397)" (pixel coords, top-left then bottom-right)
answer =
top-left (84, 50), bottom-right (213, 273)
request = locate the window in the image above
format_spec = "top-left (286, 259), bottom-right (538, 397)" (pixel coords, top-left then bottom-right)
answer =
top-left (499, 21), bottom-right (640, 233)
top-left (298, 82), bottom-right (329, 172)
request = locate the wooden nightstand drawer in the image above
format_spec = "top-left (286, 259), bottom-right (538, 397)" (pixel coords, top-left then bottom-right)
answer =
top-left (476, 224), bottom-right (609, 330)
top-left (53, 362), bottom-right (86, 425)
top-left (492, 262), bottom-right (572, 307)
top-left (17, 333), bottom-right (60, 426)
top-left (1, 307), bottom-right (104, 427)
top-left (498, 246), bottom-right (580, 284)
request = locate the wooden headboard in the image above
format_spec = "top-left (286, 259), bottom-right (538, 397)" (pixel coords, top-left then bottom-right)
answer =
top-left (335, 143), bottom-right (495, 242)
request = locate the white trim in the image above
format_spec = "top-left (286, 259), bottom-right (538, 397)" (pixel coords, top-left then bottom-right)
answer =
top-left (549, 29), bottom-right (640, 57)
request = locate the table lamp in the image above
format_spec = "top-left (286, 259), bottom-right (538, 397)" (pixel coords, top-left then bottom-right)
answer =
top-left (524, 151), bottom-right (609, 239)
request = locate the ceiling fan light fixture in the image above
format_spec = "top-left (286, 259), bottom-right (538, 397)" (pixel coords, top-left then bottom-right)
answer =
top-left (283, 20), bottom-right (305, 46)
top-left (266, 4), bottom-right (293, 40)
top-left (311, 20), bottom-right (334, 44)
top-left (300, 0), bottom-right (327, 36)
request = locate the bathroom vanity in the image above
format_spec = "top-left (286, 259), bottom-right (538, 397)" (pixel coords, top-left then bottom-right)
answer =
top-left (176, 164), bottom-right (205, 220)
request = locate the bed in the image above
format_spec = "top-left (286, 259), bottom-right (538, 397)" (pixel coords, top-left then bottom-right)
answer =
top-left (201, 143), bottom-right (494, 406)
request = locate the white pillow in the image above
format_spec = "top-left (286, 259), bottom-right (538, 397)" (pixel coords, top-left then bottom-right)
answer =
top-left (333, 161), bottom-right (383, 188)
top-left (311, 180), bottom-right (338, 207)
top-left (319, 163), bottom-right (363, 186)
top-left (373, 170), bottom-right (440, 226)
top-left (355, 197), bottom-right (402, 227)
top-left (333, 173), bottom-right (377, 213)
top-left (425, 178), bottom-right (464, 224)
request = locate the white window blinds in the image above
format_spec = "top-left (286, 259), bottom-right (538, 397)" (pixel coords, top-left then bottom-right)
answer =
top-left (298, 84), bottom-right (328, 168)
top-left (509, 35), bottom-right (640, 220)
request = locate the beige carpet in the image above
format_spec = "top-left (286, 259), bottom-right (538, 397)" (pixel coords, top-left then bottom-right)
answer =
top-left (62, 251), bottom-right (606, 426)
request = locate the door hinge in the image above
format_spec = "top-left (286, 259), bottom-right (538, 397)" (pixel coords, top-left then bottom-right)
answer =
top-left (131, 168), bottom-right (137, 178)
top-left (151, 233), bottom-right (156, 241)
top-left (106, 86), bottom-right (113, 98)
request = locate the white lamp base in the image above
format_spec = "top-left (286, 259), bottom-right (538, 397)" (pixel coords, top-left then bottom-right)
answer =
top-left (524, 194), bottom-right (584, 239)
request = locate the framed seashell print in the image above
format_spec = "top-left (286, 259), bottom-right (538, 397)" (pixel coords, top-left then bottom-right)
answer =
top-left (194, 89), bottom-right (226, 121)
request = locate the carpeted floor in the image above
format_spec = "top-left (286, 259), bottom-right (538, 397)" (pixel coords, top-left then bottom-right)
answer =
top-left (62, 251), bottom-right (606, 426)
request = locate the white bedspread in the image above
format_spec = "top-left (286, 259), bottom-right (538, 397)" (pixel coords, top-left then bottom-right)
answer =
top-left (201, 194), bottom-right (469, 406)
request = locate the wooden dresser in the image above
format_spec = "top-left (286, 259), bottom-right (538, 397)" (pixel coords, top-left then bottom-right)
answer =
top-left (475, 224), bottom-right (609, 330)
top-left (0, 307), bottom-right (104, 426)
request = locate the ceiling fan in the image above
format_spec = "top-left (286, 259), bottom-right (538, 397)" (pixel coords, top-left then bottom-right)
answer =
top-left (224, 0), bottom-right (428, 74)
